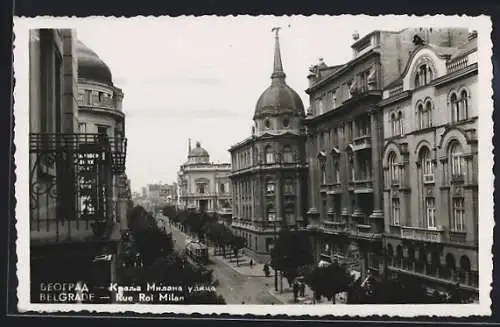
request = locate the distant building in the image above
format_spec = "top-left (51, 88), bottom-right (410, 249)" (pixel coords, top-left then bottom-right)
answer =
top-left (304, 28), bottom-right (469, 281)
top-left (229, 28), bottom-right (308, 261)
top-left (380, 30), bottom-right (478, 301)
top-left (177, 140), bottom-right (232, 215)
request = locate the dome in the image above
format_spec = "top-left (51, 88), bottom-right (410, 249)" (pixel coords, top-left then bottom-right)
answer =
top-left (253, 28), bottom-right (304, 120)
top-left (188, 141), bottom-right (209, 157)
top-left (254, 83), bottom-right (305, 119)
top-left (76, 40), bottom-right (113, 85)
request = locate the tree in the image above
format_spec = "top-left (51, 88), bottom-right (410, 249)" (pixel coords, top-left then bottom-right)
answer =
top-left (305, 262), bottom-right (354, 303)
top-left (271, 228), bottom-right (314, 286)
top-left (162, 205), bottom-right (177, 222)
top-left (230, 235), bottom-right (246, 265)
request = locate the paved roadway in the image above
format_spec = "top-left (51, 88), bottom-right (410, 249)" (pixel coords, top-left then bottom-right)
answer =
top-left (168, 223), bottom-right (283, 304)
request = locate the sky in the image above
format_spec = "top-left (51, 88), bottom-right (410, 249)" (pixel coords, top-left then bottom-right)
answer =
top-left (30, 16), bottom-right (485, 191)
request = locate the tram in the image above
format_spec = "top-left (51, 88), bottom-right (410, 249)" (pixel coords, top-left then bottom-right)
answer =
top-left (185, 240), bottom-right (209, 264)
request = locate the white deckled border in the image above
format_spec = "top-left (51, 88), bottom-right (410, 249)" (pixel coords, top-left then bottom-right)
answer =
top-left (13, 14), bottom-right (494, 317)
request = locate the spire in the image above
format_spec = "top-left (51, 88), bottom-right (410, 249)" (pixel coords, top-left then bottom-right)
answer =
top-left (271, 27), bottom-right (286, 82)
top-left (188, 138), bottom-right (192, 152)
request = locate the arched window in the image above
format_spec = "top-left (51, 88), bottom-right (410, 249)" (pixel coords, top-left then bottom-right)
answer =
top-left (417, 103), bottom-right (425, 129)
top-left (419, 147), bottom-right (434, 182)
top-left (283, 145), bottom-right (294, 163)
top-left (414, 64), bottom-right (433, 88)
top-left (321, 166), bottom-right (327, 185)
top-left (425, 197), bottom-right (436, 228)
top-left (266, 205), bottom-right (276, 221)
top-left (459, 89), bottom-right (469, 121)
top-left (265, 145), bottom-right (275, 164)
top-left (450, 142), bottom-right (464, 178)
top-left (458, 255), bottom-right (471, 283)
top-left (450, 93), bottom-right (459, 122)
top-left (388, 152), bottom-right (399, 184)
top-left (425, 101), bottom-right (432, 128)
top-left (414, 73), bottom-right (421, 88)
top-left (391, 113), bottom-right (397, 136)
top-left (398, 111), bottom-right (404, 135)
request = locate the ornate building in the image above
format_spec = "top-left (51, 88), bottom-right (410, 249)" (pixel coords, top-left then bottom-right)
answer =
top-left (304, 28), bottom-right (469, 280)
top-left (380, 31), bottom-right (478, 301)
top-left (177, 140), bottom-right (232, 217)
top-left (76, 40), bottom-right (129, 231)
top-left (229, 28), bottom-right (308, 260)
top-left (29, 29), bottom-right (128, 303)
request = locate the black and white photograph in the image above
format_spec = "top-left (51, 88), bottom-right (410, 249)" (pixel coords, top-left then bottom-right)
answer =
top-left (13, 15), bottom-right (493, 316)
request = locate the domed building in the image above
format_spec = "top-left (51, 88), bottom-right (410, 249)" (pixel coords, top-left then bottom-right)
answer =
top-left (75, 40), bottom-right (130, 232)
top-left (177, 139), bottom-right (232, 218)
top-left (229, 29), bottom-right (308, 260)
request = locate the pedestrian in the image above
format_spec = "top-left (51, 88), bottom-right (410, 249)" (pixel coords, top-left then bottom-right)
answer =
top-left (293, 281), bottom-right (299, 303)
top-left (249, 259), bottom-right (254, 268)
top-left (299, 281), bottom-right (305, 297)
top-left (263, 264), bottom-right (270, 277)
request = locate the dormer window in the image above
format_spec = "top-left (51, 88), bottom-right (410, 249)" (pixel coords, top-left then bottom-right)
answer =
top-left (264, 119), bottom-right (271, 129)
top-left (414, 64), bottom-right (433, 88)
top-left (283, 118), bottom-right (290, 128)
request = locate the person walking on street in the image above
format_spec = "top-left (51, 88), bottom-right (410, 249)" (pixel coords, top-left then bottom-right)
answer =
top-left (249, 259), bottom-right (254, 268)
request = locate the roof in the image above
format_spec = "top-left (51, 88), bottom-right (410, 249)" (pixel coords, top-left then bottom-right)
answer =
top-left (76, 40), bottom-right (113, 85)
top-left (449, 33), bottom-right (478, 61)
top-left (254, 29), bottom-right (305, 120)
top-left (188, 141), bottom-right (209, 157)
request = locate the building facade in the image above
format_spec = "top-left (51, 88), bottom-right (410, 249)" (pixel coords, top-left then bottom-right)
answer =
top-left (76, 40), bottom-right (130, 231)
top-left (177, 140), bottom-right (232, 215)
top-left (229, 29), bottom-right (308, 260)
top-left (380, 31), bottom-right (479, 301)
top-left (29, 29), bottom-right (127, 303)
top-left (304, 28), bottom-right (469, 280)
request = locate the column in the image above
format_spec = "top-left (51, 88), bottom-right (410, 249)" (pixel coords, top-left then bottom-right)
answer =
top-left (251, 177), bottom-right (256, 222)
top-left (369, 110), bottom-right (384, 220)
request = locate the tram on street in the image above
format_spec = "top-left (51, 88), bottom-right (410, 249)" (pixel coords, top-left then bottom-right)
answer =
top-left (185, 240), bottom-right (209, 264)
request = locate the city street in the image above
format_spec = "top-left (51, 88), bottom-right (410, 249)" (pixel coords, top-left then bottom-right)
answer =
top-left (168, 223), bottom-right (283, 304)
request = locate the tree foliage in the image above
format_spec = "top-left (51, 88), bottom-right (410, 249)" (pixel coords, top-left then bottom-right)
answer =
top-left (305, 262), bottom-right (354, 303)
top-left (270, 228), bottom-right (314, 284)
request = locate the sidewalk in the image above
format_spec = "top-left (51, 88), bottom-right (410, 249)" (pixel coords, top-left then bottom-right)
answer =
top-left (209, 248), bottom-right (274, 278)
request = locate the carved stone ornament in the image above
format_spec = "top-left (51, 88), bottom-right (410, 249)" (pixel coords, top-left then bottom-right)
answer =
top-left (367, 68), bottom-right (377, 90)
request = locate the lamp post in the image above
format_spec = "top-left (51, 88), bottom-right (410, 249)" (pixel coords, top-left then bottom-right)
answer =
top-left (273, 220), bottom-right (278, 292)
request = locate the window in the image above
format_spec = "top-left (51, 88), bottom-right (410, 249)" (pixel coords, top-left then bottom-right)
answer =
top-left (453, 198), bottom-right (465, 231)
top-left (451, 91), bottom-right (469, 122)
top-left (318, 98), bottom-right (324, 115)
top-left (333, 161), bottom-right (340, 183)
top-left (264, 119), bottom-right (271, 129)
top-left (283, 118), bottom-right (290, 128)
top-left (197, 183), bottom-right (207, 194)
top-left (346, 82), bottom-right (352, 100)
top-left (219, 183), bottom-right (225, 194)
top-left (398, 111), bottom-right (404, 135)
top-left (425, 197), bottom-right (436, 228)
top-left (414, 64), bottom-right (433, 88)
top-left (388, 152), bottom-right (399, 184)
top-left (284, 179), bottom-right (294, 194)
top-left (265, 146), bottom-right (275, 164)
top-left (320, 164), bottom-right (327, 185)
top-left (265, 180), bottom-right (275, 194)
top-left (417, 102), bottom-right (432, 129)
top-left (85, 90), bottom-right (92, 104)
top-left (332, 90), bottom-right (337, 109)
top-left (97, 126), bottom-right (108, 136)
top-left (283, 145), bottom-right (294, 163)
top-left (450, 143), bottom-right (464, 178)
top-left (78, 122), bottom-right (87, 134)
top-left (420, 147), bottom-right (434, 183)
top-left (266, 206), bottom-right (276, 221)
top-left (285, 206), bottom-right (294, 222)
top-left (392, 198), bottom-right (400, 226)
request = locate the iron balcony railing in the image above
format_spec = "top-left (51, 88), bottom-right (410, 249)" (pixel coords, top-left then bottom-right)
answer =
top-left (110, 137), bottom-right (127, 175)
top-left (29, 133), bottom-right (117, 245)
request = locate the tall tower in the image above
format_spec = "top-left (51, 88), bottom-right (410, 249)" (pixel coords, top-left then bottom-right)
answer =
top-left (229, 28), bottom-right (308, 257)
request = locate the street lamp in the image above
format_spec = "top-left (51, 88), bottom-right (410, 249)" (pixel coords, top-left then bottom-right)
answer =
top-left (273, 220), bottom-right (278, 292)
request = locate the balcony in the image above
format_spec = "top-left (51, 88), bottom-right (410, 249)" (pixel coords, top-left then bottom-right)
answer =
top-left (321, 220), bottom-right (347, 234)
top-left (30, 133), bottom-right (117, 245)
top-left (352, 136), bottom-right (372, 151)
top-left (349, 223), bottom-right (382, 240)
top-left (350, 179), bottom-right (373, 193)
top-left (400, 226), bottom-right (445, 243)
top-left (446, 56), bottom-right (469, 74)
